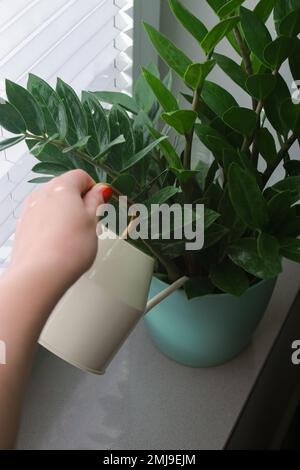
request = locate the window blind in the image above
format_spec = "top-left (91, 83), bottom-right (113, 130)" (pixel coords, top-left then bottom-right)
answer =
top-left (0, 0), bottom-right (133, 270)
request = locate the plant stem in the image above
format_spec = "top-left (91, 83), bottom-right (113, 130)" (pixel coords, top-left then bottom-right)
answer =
top-left (263, 133), bottom-right (299, 187)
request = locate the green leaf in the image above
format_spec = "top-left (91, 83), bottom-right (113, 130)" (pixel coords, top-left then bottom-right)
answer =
top-left (264, 37), bottom-right (297, 69)
top-left (184, 60), bottom-right (216, 90)
top-left (62, 136), bottom-right (90, 153)
top-left (201, 16), bottom-right (240, 54)
top-left (254, 0), bottom-right (277, 23)
top-left (280, 237), bottom-right (300, 262)
top-left (161, 110), bottom-right (197, 135)
top-left (28, 176), bottom-right (53, 184)
top-left (170, 168), bottom-right (199, 184)
top-left (289, 39), bottom-right (300, 81)
top-left (205, 208), bottom-right (221, 229)
top-left (6, 80), bottom-right (45, 135)
top-left (256, 128), bottom-right (277, 165)
top-left (284, 160), bottom-right (300, 176)
top-left (201, 80), bottom-right (238, 117)
top-left (203, 223), bottom-right (229, 248)
top-left (274, 0), bottom-right (300, 34)
top-left (257, 233), bottom-right (281, 271)
top-left (184, 276), bottom-right (215, 300)
top-left (147, 125), bottom-right (182, 169)
top-left (279, 7), bottom-right (300, 37)
top-left (108, 105), bottom-right (135, 171)
top-left (264, 74), bottom-right (291, 136)
top-left (0, 135), bottom-right (25, 151)
top-left (206, 0), bottom-right (227, 15)
top-left (92, 91), bottom-right (139, 114)
top-left (280, 98), bottom-right (300, 133)
top-left (217, 0), bottom-right (246, 18)
top-left (228, 162), bottom-right (268, 229)
top-left (56, 78), bottom-right (87, 145)
top-left (122, 136), bottom-right (167, 171)
top-left (210, 258), bottom-right (249, 296)
top-left (213, 53), bottom-right (247, 91)
top-left (0, 100), bottom-right (26, 134)
top-left (28, 133), bottom-right (59, 156)
top-left (82, 91), bottom-right (110, 158)
top-left (92, 135), bottom-right (126, 161)
top-left (32, 162), bottom-right (68, 176)
top-left (142, 68), bottom-right (178, 112)
top-left (143, 22), bottom-right (192, 79)
top-left (267, 190), bottom-right (298, 227)
top-left (145, 186), bottom-right (179, 207)
top-left (229, 238), bottom-right (282, 279)
top-left (271, 176), bottom-right (300, 203)
top-left (246, 74), bottom-right (277, 100)
top-left (168, 0), bottom-right (208, 44)
top-left (134, 62), bottom-right (159, 113)
top-left (222, 106), bottom-right (257, 136)
top-left (111, 174), bottom-right (137, 197)
top-left (27, 74), bottom-right (67, 139)
top-left (26, 139), bottom-right (74, 169)
top-left (240, 6), bottom-right (272, 67)
top-left (195, 123), bottom-right (234, 160)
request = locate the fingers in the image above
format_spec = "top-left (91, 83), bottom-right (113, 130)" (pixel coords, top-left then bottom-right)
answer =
top-left (54, 169), bottom-right (95, 196)
top-left (83, 184), bottom-right (113, 218)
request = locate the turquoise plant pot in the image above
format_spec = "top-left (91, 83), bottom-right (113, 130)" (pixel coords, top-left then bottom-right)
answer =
top-left (144, 277), bottom-right (277, 367)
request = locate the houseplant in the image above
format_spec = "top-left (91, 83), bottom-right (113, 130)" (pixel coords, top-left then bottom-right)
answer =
top-left (0, 0), bottom-right (300, 366)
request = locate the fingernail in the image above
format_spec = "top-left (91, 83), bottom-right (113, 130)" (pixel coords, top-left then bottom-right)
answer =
top-left (101, 185), bottom-right (113, 203)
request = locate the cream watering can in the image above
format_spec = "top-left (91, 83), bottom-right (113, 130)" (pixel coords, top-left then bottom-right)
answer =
top-left (39, 237), bottom-right (188, 374)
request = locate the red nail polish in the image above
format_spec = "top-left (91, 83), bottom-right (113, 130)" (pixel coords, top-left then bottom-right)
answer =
top-left (102, 186), bottom-right (113, 203)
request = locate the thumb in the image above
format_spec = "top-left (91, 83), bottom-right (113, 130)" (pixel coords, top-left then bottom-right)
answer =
top-left (83, 184), bottom-right (113, 218)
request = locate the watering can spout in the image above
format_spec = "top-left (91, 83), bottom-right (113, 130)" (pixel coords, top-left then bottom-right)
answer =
top-left (145, 276), bottom-right (189, 314)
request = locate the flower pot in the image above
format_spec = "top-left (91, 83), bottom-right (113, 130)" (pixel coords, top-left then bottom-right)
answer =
top-left (144, 276), bottom-right (277, 368)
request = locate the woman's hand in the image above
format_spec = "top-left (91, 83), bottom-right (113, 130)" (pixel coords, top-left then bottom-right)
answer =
top-left (9, 169), bottom-right (112, 289)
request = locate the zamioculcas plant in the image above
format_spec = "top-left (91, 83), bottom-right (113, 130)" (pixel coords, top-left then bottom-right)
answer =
top-left (0, 0), bottom-right (300, 299)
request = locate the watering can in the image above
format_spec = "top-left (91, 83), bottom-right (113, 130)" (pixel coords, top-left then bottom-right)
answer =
top-left (39, 237), bottom-right (188, 374)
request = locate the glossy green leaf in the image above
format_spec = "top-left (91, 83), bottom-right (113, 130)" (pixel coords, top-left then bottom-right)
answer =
top-left (280, 98), bottom-right (300, 133)
top-left (228, 238), bottom-right (282, 278)
top-left (256, 128), bottom-right (277, 165)
top-left (56, 78), bottom-right (87, 145)
top-left (254, 0), bottom-right (277, 23)
top-left (28, 133), bottom-right (59, 156)
top-left (201, 80), bottom-right (238, 117)
top-left (169, 0), bottom-right (208, 44)
top-left (122, 136), bottom-right (167, 171)
top-left (26, 139), bottom-right (74, 169)
top-left (280, 237), bottom-right (300, 262)
top-left (203, 223), bottom-right (229, 248)
top-left (82, 91), bottom-right (110, 158)
top-left (246, 74), bottom-right (277, 100)
top-left (213, 53), bottom-right (247, 91)
top-left (0, 135), bottom-right (25, 151)
top-left (267, 190), bottom-right (298, 227)
top-left (144, 22), bottom-right (192, 79)
top-left (108, 105), bottom-right (135, 171)
top-left (271, 177), bottom-right (300, 203)
top-left (289, 39), bottom-right (300, 81)
top-left (145, 186), bottom-right (179, 207)
top-left (147, 125), bottom-right (183, 169)
top-left (274, 0), bottom-right (300, 33)
top-left (142, 68), bottom-right (178, 112)
top-left (161, 110), bottom-right (197, 135)
top-left (264, 37), bottom-right (297, 69)
top-left (92, 91), bottom-right (139, 114)
top-left (264, 74), bottom-right (291, 136)
top-left (210, 258), bottom-right (249, 296)
top-left (279, 8), bottom-right (300, 37)
top-left (195, 123), bottom-right (234, 159)
top-left (134, 62), bottom-right (159, 113)
top-left (28, 176), bottom-right (53, 184)
top-left (223, 107), bottom-right (257, 136)
top-left (228, 163), bottom-right (269, 229)
top-left (284, 161), bottom-right (300, 176)
top-left (170, 168), bottom-right (198, 184)
top-left (92, 135), bottom-right (126, 161)
top-left (201, 16), bottom-right (240, 54)
top-left (32, 162), bottom-right (68, 176)
top-left (240, 6), bottom-right (272, 67)
top-left (206, 0), bottom-right (227, 14)
top-left (0, 100), bottom-right (26, 134)
top-left (6, 80), bottom-right (45, 135)
top-left (217, 0), bottom-right (246, 18)
top-left (184, 60), bottom-right (215, 90)
top-left (257, 233), bottom-right (281, 271)
top-left (27, 74), bottom-right (67, 139)
top-left (184, 276), bottom-right (215, 299)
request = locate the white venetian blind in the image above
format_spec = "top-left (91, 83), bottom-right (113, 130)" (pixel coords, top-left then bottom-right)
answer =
top-left (0, 0), bottom-right (133, 269)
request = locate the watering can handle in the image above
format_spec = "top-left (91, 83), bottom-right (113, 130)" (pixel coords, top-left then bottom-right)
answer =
top-left (144, 276), bottom-right (189, 315)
